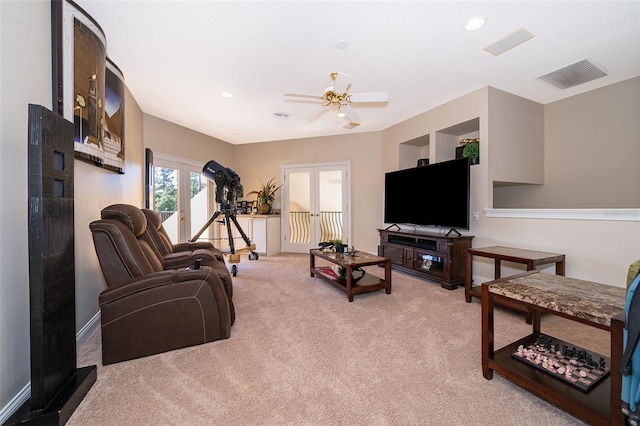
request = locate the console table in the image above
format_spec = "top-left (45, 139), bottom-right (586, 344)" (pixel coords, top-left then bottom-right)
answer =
top-left (465, 246), bottom-right (566, 322)
top-left (482, 271), bottom-right (626, 425)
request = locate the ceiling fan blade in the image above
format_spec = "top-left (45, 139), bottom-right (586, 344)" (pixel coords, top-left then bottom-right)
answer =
top-left (284, 92), bottom-right (323, 100)
top-left (304, 105), bottom-right (329, 121)
top-left (332, 72), bottom-right (351, 94)
top-left (340, 104), bottom-right (361, 125)
top-left (349, 92), bottom-right (389, 103)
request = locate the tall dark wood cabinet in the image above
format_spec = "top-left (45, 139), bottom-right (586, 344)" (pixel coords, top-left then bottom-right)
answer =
top-left (5, 105), bottom-right (96, 425)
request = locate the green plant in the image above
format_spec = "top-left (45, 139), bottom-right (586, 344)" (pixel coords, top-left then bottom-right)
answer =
top-left (332, 239), bottom-right (342, 247)
top-left (246, 177), bottom-right (282, 206)
top-left (462, 141), bottom-right (479, 159)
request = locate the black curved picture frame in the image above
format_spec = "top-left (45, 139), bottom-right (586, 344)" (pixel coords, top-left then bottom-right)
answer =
top-left (51, 0), bottom-right (125, 174)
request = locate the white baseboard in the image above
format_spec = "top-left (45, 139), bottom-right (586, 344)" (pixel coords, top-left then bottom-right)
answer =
top-left (77, 311), bottom-right (101, 347)
top-left (0, 312), bottom-right (101, 424)
top-left (0, 383), bottom-right (30, 425)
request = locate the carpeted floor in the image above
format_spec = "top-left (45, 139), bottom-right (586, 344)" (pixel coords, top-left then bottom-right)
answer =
top-left (69, 253), bottom-right (611, 425)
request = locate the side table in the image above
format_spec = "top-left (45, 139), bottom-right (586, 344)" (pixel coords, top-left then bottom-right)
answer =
top-left (482, 271), bottom-right (626, 425)
top-left (465, 245), bottom-right (565, 322)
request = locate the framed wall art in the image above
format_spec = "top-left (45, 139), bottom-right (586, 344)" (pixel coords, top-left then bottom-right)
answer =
top-left (52, 0), bottom-right (125, 173)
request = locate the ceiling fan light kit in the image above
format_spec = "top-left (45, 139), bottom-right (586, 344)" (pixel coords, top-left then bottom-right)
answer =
top-left (284, 71), bottom-right (388, 126)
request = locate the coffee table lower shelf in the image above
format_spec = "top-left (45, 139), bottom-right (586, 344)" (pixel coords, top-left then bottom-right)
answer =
top-left (312, 267), bottom-right (390, 300)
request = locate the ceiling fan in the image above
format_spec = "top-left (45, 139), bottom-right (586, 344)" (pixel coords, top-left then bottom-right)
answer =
top-left (284, 71), bottom-right (389, 125)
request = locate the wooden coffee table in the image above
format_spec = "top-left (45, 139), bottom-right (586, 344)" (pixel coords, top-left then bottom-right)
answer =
top-left (309, 249), bottom-right (391, 302)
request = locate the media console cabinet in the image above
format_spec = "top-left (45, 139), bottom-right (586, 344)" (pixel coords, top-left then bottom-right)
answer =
top-left (378, 229), bottom-right (473, 289)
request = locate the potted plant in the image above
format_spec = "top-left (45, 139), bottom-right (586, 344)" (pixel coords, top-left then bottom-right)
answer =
top-left (462, 140), bottom-right (479, 165)
top-left (332, 238), bottom-right (347, 254)
top-left (246, 177), bottom-right (282, 214)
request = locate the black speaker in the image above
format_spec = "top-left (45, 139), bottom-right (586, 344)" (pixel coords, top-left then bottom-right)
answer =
top-left (6, 105), bottom-right (96, 426)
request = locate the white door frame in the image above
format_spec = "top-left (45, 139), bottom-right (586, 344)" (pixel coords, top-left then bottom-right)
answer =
top-left (281, 161), bottom-right (351, 253)
top-left (153, 153), bottom-right (210, 243)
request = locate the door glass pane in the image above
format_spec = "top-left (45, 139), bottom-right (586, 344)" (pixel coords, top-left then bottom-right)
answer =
top-left (153, 166), bottom-right (179, 243)
top-left (190, 171), bottom-right (209, 241)
top-left (318, 170), bottom-right (343, 242)
top-left (288, 171), bottom-right (310, 244)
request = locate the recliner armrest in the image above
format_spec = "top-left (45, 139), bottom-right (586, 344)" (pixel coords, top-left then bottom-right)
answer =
top-left (173, 242), bottom-right (225, 262)
top-left (163, 250), bottom-right (225, 270)
top-left (99, 268), bottom-right (221, 305)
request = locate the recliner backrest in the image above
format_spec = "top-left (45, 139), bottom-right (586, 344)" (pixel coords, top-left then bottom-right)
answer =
top-left (90, 204), bottom-right (164, 287)
top-left (141, 208), bottom-right (175, 256)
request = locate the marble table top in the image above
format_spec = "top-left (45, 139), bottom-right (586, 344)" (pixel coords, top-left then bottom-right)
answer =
top-left (487, 271), bottom-right (626, 327)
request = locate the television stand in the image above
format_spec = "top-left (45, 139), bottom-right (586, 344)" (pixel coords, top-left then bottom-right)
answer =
top-left (378, 229), bottom-right (473, 289)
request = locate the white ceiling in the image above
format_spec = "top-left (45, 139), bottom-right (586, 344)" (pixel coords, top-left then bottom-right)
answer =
top-left (74, 1), bottom-right (640, 145)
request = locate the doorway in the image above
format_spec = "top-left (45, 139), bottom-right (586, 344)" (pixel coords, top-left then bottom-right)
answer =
top-left (151, 154), bottom-right (212, 243)
top-left (281, 162), bottom-right (350, 253)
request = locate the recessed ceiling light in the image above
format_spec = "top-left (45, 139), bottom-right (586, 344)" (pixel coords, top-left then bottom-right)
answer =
top-left (465, 16), bottom-right (487, 31)
top-left (220, 91), bottom-right (233, 98)
top-left (336, 40), bottom-right (349, 50)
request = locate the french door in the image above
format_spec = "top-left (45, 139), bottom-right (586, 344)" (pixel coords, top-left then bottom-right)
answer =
top-left (281, 162), bottom-right (350, 253)
top-left (152, 155), bottom-right (212, 244)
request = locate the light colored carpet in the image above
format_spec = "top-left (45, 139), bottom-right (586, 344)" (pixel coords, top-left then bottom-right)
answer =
top-left (69, 253), bottom-right (611, 425)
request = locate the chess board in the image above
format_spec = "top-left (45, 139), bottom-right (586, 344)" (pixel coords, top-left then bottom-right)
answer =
top-left (511, 334), bottom-right (610, 393)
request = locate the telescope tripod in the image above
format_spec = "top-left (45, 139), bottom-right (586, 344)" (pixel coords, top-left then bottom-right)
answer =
top-left (190, 204), bottom-right (258, 277)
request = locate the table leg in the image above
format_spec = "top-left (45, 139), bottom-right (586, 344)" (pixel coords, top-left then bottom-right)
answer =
top-left (482, 283), bottom-right (494, 380)
top-left (494, 259), bottom-right (501, 279)
top-left (531, 309), bottom-right (541, 334)
top-left (347, 265), bottom-right (354, 302)
top-left (385, 260), bottom-right (392, 294)
top-left (310, 253), bottom-right (315, 277)
top-left (465, 252), bottom-right (473, 302)
top-left (556, 260), bottom-right (565, 276)
top-left (611, 312), bottom-right (626, 426)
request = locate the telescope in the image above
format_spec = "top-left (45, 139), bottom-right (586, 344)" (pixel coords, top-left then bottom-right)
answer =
top-left (202, 160), bottom-right (244, 205)
top-left (190, 160), bottom-right (258, 276)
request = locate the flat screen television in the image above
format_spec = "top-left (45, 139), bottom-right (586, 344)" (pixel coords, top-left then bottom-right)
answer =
top-left (384, 158), bottom-right (470, 230)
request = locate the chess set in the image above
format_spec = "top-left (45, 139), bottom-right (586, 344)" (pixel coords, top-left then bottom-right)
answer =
top-left (511, 333), bottom-right (610, 393)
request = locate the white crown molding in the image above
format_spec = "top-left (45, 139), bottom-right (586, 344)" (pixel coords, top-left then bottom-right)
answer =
top-left (484, 208), bottom-right (640, 222)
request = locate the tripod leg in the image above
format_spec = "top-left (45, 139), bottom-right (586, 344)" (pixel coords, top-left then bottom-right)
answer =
top-left (229, 213), bottom-right (252, 247)
top-left (189, 211), bottom-right (221, 243)
top-left (223, 212), bottom-right (236, 254)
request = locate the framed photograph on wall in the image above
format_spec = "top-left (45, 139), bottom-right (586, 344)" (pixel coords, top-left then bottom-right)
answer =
top-left (52, 0), bottom-right (125, 173)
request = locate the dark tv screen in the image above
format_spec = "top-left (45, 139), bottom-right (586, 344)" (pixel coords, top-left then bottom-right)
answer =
top-left (384, 158), bottom-right (470, 229)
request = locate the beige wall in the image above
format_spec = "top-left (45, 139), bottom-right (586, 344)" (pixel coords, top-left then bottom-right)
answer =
top-left (379, 83), bottom-right (639, 288)
top-left (143, 114), bottom-right (236, 170)
top-left (234, 132), bottom-right (384, 253)
top-left (0, 0), bottom-right (144, 416)
top-left (1, 0), bottom-right (51, 409)
top-left (494, 76), bottom-right (640, 208)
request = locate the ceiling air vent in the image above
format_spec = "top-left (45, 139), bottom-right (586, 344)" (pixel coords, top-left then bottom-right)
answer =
top-left (273, 112), bottom-right (290, 120)
top-left (538, 59), bottom-right (608, 90)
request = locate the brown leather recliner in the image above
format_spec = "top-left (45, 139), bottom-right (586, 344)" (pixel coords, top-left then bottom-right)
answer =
top-left (90, 204), bottom-right (235, 365)
top-left (141, 208), bottom-right (225, 262)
